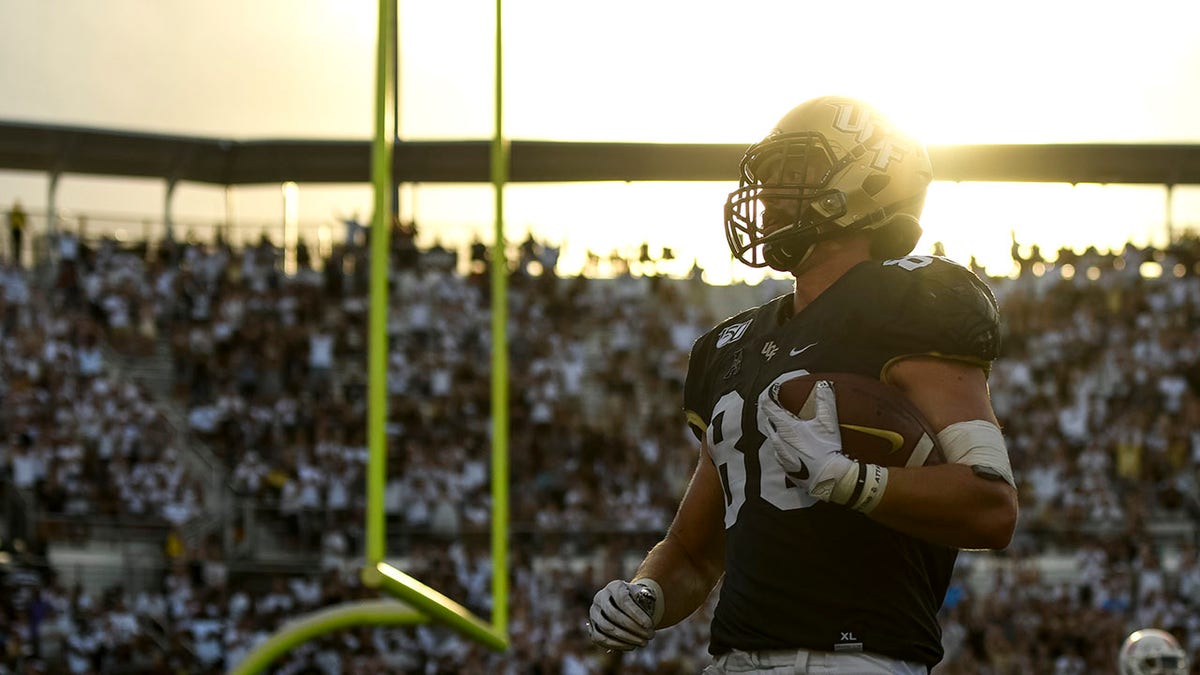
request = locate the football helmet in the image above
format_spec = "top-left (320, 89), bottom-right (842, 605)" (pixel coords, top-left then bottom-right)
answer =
top-left (1119, 628), bottom-right (1189, 675)
top-left (724, 96), bottom-right (933, 271)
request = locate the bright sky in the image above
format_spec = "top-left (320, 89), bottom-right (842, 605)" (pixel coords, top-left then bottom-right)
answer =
top-left (2, 0), bottom-right (1200, 282)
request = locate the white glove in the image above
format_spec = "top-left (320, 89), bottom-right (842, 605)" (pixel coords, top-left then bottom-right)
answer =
top-left (587, 579), bottom-right (658, 651)
top-left (761, 380), bottom-right (856, 502)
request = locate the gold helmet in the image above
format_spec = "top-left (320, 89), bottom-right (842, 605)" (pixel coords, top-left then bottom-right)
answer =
top-left (724, 96), bottom-right (933, 271)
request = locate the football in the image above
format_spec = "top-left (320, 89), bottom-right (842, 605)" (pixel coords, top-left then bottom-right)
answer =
top-left (772, 372), bottom-right (944, 468)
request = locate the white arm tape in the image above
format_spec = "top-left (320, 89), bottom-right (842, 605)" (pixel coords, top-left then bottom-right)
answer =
top-left (936, 420), bottom-right (1015, 489)
top-left (830, 461), bottom-right (890, 514)
top-left (633, 577), bottom-right (666, 627)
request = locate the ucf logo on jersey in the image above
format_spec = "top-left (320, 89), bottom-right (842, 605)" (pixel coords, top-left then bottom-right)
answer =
top-left (761, 341), bottom-right (779, 361)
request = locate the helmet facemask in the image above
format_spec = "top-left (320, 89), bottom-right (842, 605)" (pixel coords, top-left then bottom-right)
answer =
top-left (725, 131), bottom-right (850, 271)
top-left (1133, 655), bottom-right (1187, 675)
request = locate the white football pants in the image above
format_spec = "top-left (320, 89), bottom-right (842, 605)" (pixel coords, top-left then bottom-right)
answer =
top-left (701, 648), bottom-right (928, 674)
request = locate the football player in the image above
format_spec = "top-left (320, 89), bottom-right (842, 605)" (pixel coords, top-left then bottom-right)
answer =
top-left (1119, 628), bottom-right (1189, 675)
top-left (588, 96), bottom-right (1019, 673)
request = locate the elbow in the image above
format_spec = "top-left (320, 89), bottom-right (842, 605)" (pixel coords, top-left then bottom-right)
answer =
top-left (974, 485), bottom-right (1019, 550)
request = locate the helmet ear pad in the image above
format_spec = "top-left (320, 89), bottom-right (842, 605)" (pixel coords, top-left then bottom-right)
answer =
top-left (869, 214), bottom-right (923, 260)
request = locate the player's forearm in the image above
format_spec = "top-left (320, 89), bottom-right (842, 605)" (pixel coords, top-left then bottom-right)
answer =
top-left (633, 533), bottom-right (723, 628)
top-left (865, 463), bottom-right (1018, 550)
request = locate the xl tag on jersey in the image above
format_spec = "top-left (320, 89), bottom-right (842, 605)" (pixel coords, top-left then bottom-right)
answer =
top-left (835, 631), bottom-right (863, 652)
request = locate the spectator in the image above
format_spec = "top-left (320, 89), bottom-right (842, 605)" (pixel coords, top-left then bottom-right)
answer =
top-left (8, 199), bottom-right (26, 267)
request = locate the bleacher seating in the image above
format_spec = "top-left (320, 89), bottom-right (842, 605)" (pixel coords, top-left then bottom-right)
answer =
top-left (1, 226), bottom-right (1199, 673)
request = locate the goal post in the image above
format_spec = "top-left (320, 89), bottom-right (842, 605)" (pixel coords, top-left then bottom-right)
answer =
top-left (488, 0), bottom-right (511, 638)
top-left (229, 0), bottom-right (510, 670)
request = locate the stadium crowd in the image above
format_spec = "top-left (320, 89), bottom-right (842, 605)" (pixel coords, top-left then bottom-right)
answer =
top-left (2, 221), bottom-right (1200, 673)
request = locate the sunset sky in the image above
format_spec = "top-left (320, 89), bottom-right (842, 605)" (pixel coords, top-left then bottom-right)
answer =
top-left (2, 0), bottom-right (1199, 282)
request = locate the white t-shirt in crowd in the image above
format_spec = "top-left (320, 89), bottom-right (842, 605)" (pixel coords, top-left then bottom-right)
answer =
top-left (309, 333), bottom-right (334, 369)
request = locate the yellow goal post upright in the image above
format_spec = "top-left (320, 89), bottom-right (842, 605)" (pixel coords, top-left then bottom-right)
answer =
top-left (229, 0), bottom-right (510, 671)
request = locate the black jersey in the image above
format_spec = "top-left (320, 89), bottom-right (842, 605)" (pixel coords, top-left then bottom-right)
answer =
top-left (683, 255), bottom-right (1001, 668)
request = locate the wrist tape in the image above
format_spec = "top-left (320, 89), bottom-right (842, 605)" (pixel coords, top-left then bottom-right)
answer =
top-left (632, 577), bottom-right (665, 627)
top-left (830, 461), bottom-right (889, 513)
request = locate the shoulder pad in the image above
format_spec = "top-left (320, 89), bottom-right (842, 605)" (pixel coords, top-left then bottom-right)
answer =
top-left (857, 256), bottom-right (1001, 364)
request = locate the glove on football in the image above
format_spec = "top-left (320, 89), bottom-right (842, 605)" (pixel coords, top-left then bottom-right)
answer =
top-left (761, 380), bottom-right (856, 502)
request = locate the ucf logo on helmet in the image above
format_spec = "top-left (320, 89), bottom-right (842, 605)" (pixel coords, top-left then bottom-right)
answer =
top-left (829, 103), bottom-right (907, 172)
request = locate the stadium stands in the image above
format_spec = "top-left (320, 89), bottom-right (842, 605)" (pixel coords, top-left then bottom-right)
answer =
top-left (1, 223), bottom-right (1199, 673)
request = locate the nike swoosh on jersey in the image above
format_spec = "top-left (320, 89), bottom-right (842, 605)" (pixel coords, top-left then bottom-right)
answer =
top-left (840, 424), bottom-right (905, 454)
top-left (789, 342), bottom-right (818, 357)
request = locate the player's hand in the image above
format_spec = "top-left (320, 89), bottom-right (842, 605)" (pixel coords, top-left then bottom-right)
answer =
top-left (587, 580), bottom-right (657, 651)
top-left (761, 380), bottom-right (855, 502)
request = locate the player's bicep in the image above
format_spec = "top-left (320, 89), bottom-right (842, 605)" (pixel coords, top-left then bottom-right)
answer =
top-left (884, 356), bottom-right (998, 432)
top-left (665, 443), bottom-right (726, 580)
top-left (888, 355), bottom-right (1018, 493)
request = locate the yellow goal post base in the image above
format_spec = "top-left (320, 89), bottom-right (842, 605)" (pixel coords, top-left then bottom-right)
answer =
top-left (228, 562), bottom-right (508, 674)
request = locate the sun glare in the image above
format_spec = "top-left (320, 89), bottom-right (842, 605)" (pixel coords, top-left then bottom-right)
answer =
top-left (4, 1), bottom-right (1198, 286)
top-left (918, 182), bottom-right (1175, 277)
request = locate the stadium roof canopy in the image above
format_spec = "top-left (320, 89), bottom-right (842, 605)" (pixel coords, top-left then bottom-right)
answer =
top-left (2, 120), bottom-right (1200, 186)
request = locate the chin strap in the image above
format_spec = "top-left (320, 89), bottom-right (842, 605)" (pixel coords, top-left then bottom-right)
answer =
top-left (762, 194), bottom-right (926, 270)
top-left (764, 241), bottom-right (815, 271)
top-left (760, 212), bottom-right (850, 271)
